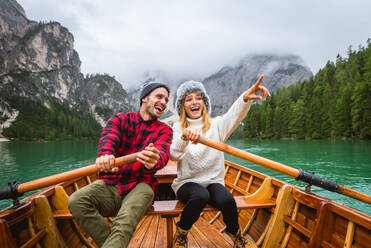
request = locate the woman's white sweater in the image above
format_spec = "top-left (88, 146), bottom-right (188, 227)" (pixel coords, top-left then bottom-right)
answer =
top-left (170, 94), bottom-right (252, 193)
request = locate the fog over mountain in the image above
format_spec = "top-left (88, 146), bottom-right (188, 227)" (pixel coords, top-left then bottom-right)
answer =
top-left (17, 0), bottom-right (371, 89)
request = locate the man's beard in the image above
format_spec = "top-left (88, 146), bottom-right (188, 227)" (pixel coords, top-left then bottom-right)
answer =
top-left (145, 104), bottom-right (159, 120)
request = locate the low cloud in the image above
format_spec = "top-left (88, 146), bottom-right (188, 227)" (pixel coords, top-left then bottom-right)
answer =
top-left (19, 0), bottom-right (371, 89)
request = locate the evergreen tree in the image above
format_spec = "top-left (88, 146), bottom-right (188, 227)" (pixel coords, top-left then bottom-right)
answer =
top-left (242, 40), bottom-right (371, 140)
top-left (288, 99), bottom-right (306, 138)
top-left (351, 81), bottom-right (371, 138)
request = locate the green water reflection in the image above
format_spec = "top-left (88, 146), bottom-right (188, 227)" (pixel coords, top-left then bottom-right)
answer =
top-left (0, 139), bottom-right (370, 215)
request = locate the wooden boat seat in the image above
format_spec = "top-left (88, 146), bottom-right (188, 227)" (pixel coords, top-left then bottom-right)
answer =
top-left (147, 197), bottom-right (276, 216)
top-left (53, 209), bottom-right (73, 219)
top-left (53, 197), bottom-right (275, 219)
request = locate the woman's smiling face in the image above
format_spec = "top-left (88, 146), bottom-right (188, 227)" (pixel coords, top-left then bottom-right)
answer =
top-left (183, 92), bottom-right (204, 119)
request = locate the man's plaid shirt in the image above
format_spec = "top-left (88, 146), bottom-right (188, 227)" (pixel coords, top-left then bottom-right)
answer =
top-left (97, 112), bottom-right (173, 197)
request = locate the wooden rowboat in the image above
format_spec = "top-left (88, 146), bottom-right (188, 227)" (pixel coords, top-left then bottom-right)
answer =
top-left (1, 140), bottom-right (370, 248)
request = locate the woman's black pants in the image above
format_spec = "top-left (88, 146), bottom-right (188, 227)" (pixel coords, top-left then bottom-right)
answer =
top-left (176, 182), bottom-right (239, 235)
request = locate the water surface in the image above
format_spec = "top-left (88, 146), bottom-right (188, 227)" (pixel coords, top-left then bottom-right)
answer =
top-left (0, 139), bottom-right (370, 215)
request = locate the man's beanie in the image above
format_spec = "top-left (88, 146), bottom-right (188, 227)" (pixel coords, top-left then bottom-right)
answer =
top-left (140, 81), bottom-right (170, 105)
top-left (175, 80), bottom-right (211, 115)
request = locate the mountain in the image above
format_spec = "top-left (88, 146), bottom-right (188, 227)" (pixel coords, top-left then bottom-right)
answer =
top-left (83, 74), bottom-right (132, 126)
top-left (0, 0), bottom-right (133, 139)
top-left (133, 54), bottom-right (313, 122)
top-left (0, 0), bottom-right (313, 139)
top-left (203, 54), bottom-right (313, 116)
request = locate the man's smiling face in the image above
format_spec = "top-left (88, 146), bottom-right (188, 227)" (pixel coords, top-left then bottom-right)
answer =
top-left (141, 87), bottom-right (169, 120)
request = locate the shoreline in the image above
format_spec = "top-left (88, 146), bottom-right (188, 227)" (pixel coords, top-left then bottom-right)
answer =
top-left (0, 137), bottom-right (10, 141)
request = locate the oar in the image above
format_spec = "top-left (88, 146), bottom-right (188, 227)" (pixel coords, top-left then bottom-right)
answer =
top-left (0, 153), bottom-right (138, 201)
top-left (195, 135), bottom-right (371, 204)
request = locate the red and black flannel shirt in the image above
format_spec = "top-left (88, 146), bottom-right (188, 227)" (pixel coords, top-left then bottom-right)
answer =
top-left (97, 112), bottom-right (173, 197)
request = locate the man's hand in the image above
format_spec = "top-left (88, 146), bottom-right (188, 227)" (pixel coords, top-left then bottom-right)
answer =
top-left (137, 143), bottom-right (160, 170)
top-left (96, 154), bottom-right (118, 173)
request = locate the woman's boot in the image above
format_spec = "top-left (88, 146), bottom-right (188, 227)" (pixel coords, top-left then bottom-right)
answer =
top-left (172, 225), bottom-right (189, 248)
top-left (227, 230), bottom-right (257, 248)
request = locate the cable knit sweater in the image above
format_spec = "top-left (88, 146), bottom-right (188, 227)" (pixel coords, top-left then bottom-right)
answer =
top-left (170, 94), bottom-right (252, 193)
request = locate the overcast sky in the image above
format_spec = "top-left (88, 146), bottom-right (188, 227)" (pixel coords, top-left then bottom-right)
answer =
top-left (18, 0), bottom-right (371, 89)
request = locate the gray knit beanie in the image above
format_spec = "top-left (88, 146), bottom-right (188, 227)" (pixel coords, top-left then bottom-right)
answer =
top-left (140, 81), bottom-right (170, 106)
top-left (175, 80), bottom-right (211, 115)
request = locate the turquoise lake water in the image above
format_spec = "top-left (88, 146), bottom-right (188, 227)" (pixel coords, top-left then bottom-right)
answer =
top-left (0, 139), bottom-right (370, 215)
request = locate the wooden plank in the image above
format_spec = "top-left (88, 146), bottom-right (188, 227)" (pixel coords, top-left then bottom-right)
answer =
top-left (155, 160), bottom-right (177, 183)
top-left (71, 219), bottom-right (96, 248)
top-left (353, 224), bottom-right (371, 248)
top-left (224, 160), bottom-right (267, 181)
top-left (53, 210), bottom-right (73, 219)
top-left (235, 198), bottom-right (276, 209)
top-left (247, 209), bottom-right (270, 242)
top-left (263, 185), bottom-right (294, 248)
top-left (283, 216), bottom-right (312, 238)
top-left (20, 229), bottom-right (46, 248)
top-left (187, 231), bottom-right (201, 248)
top-left (343, 221), bottom-right (355, 248)
top-left (86, 175), bottom-right (92, 184)
top-left (308, 201), bottom-right (331, 248)
top-left (292, 189), bottom-right (323, 211)
top-left (33, 196), bottom-right (68, 248)
top-left (154, 217), bottom-right (167, 248)
top-left (193, 217), bottom-right (233, 247)
top-left (128, 215), bottom-right (154, 247)
top-left (0, 201), bottom-right (34, 225)
top-left (165, 217), bottom-right (173, 248)
top-left (51, 186), bottom-right (69, 210)
top-left (140, 215), bottom-right (160, 248)
top-left (242, 209), bottom-right (258, 235)
top-left (225, 181), bottom-right (249, 195)
top-left (329, 203), bottom-right (371, 230)
top-left (27, 217), bottom-right (41, 248)
top-left (321, 241), bottom-right (337, 248)
top-left (190, 221), bottom-right (218, 247)
top-left (246, 175), bottom-right (254, 193)
top-left (203, 211), bottom-right (226, 231)
top-left (333, 215), bottom-right (349, 241)
top-left (330, 232), bottom-right (345, 248)
top-left (0, 219), bottom-right (17, 248)
top-left (280, 201), bottom-right (299, 248)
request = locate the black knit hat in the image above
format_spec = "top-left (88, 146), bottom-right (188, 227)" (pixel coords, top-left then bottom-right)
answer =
top-left (140, 82), bottom-right (170, 106)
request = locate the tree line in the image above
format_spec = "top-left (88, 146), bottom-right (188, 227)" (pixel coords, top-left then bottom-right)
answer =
top-left (243, 40), bottom-right (371, 140)
top-left (3, 96), bottom-right (101, 140)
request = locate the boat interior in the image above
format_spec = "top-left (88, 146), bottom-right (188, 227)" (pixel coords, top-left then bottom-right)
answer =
top-left (0, 160), bottom-right (370, 248)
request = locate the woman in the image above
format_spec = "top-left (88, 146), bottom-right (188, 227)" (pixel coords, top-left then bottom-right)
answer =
top-left (170, 77), bottom-right (270, 248)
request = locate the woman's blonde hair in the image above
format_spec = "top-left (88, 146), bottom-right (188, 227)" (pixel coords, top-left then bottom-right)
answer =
top-left (179, 98), bottom-right (211, 133)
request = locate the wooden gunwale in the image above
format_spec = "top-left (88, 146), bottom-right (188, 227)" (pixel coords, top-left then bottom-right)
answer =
top-left (0, 200), bottom-right (34, 225)
top-left (329, 203), bottom-right (371, 230)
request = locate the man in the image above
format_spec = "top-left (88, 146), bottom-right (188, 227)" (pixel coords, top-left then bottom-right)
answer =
top-left (68, 82), bottom-right (173, 248)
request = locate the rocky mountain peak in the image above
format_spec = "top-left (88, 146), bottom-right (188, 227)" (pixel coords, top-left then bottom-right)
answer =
top-left (203, 54), bottom-right (312, 116)
top-left (83, 74), bottom-right (133, 126)
top-left (0, 0), bottom-right (133, 139)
